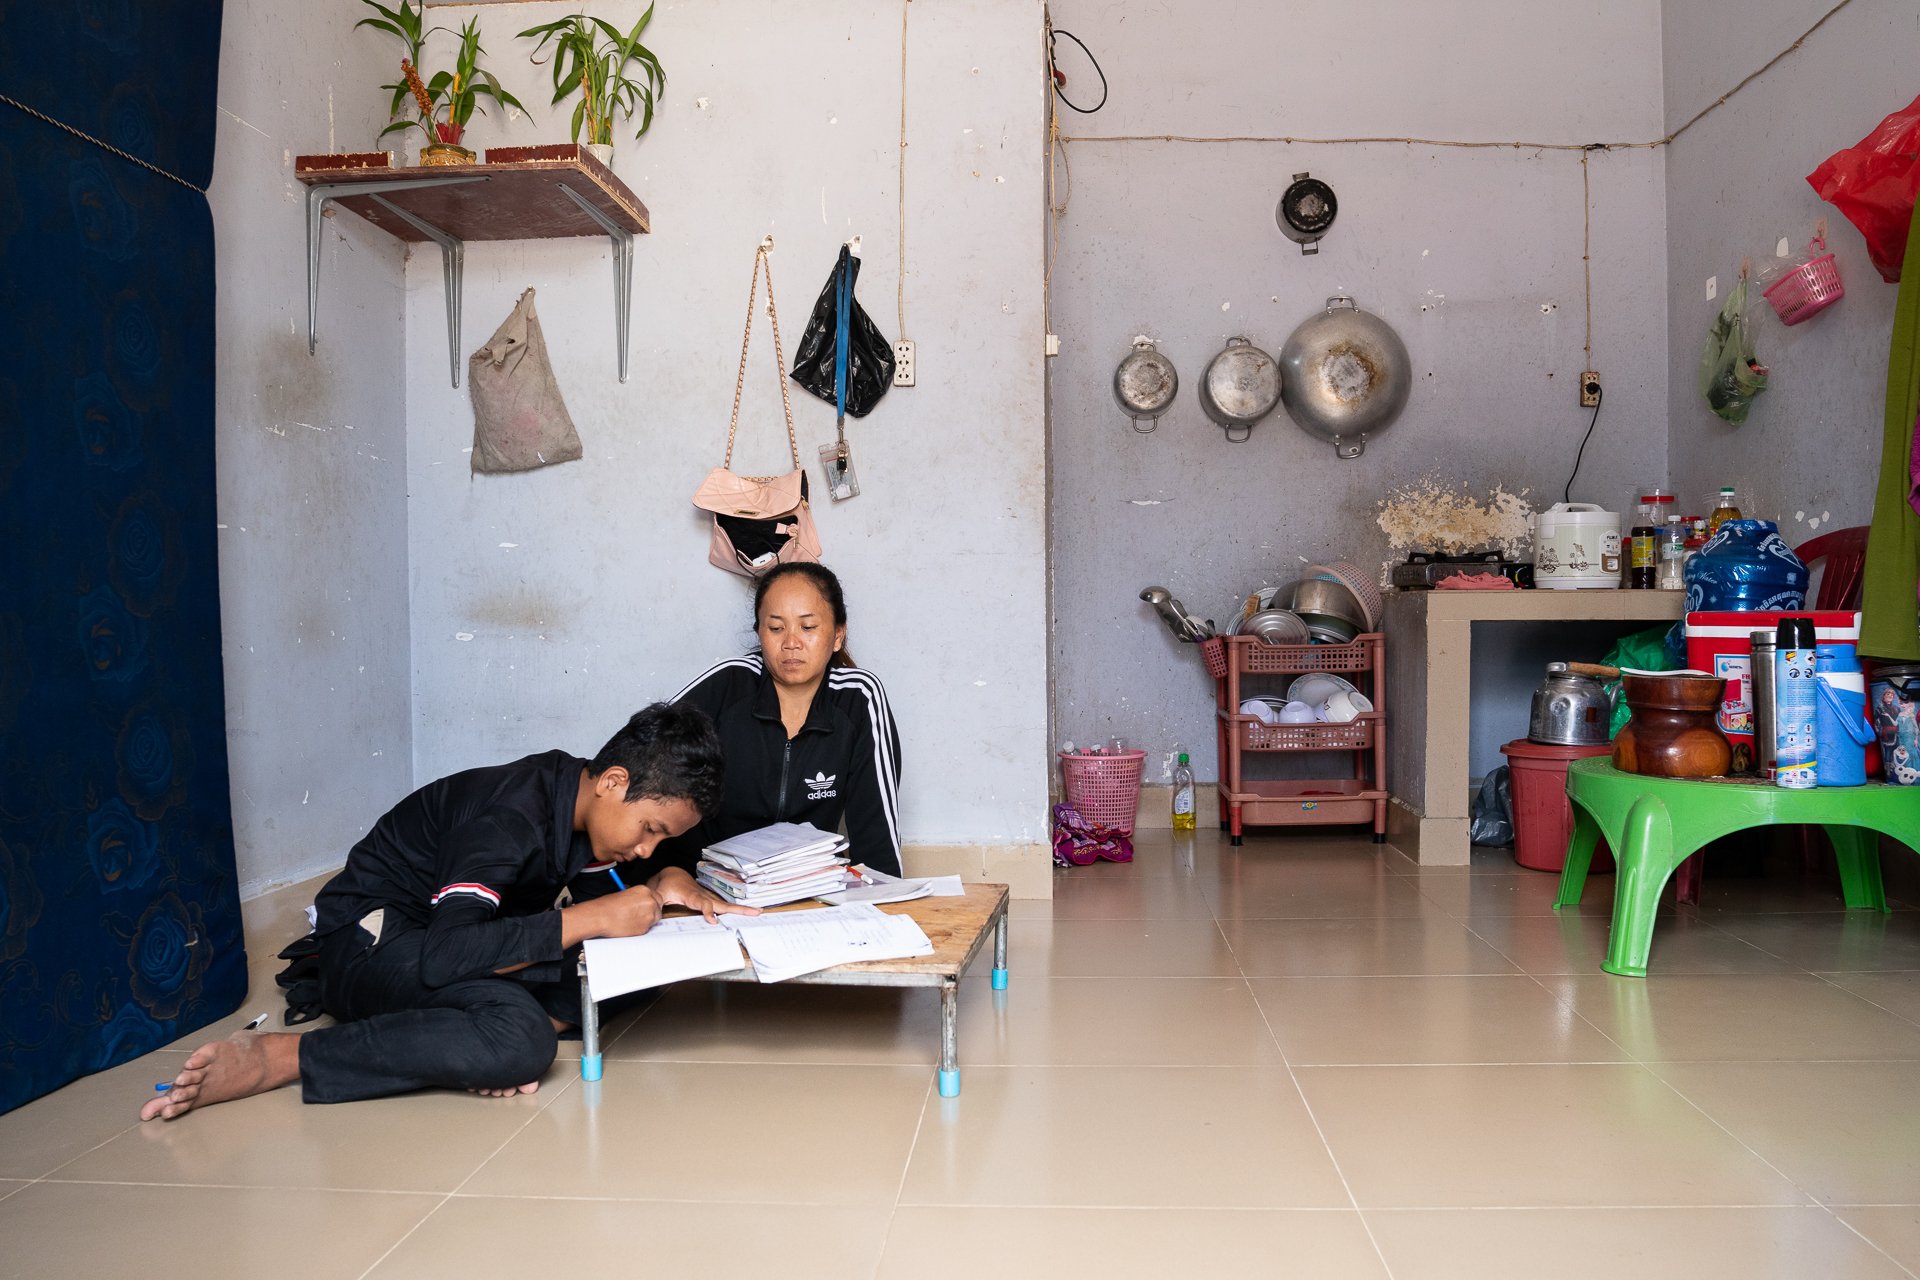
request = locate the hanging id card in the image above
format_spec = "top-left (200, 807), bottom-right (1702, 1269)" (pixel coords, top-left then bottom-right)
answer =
top-left (819, 441), bottom-right (860, 501)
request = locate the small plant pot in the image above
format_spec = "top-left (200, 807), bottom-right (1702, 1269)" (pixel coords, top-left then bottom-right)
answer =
top-left (419, 142), bottom-right (475, 167)
top-left (585, 142), bottom-right (615, 167)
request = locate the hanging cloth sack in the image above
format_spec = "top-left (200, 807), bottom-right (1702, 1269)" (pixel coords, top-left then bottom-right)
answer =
top-left (468, 287), bottom-right (584, 474)
top-left (692, 238), bottom-right (824, 578)
top-left (790, 241), bottom-right (895, 417)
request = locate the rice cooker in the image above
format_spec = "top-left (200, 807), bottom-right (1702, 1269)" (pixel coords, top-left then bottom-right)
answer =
top-left (1532, 502), bottom-right (1623, 590)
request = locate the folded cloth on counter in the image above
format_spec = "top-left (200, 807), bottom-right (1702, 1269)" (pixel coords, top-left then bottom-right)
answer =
top-left (1435, 572), bottom-right (1516, 590)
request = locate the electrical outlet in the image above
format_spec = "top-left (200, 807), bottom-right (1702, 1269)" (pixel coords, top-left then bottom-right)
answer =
top-left (1580, 370), bottom-right (1602, 408)
top-left (892, 339), bottom-right (916, 388)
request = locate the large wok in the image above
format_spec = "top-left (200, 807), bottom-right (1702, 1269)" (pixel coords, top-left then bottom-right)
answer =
top-left (1277, 295), bottom-right (1411, 459)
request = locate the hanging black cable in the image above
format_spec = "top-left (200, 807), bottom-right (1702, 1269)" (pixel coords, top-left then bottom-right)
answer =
top-left (1562, 385), bottom-right (1603, 504)
top-left (1047, 28), bottom-right (1107, 114)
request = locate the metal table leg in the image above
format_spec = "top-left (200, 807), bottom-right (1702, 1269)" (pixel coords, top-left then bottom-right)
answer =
top-left (579, 969), bottom-right (602, 1083)
top-left (557, 181), bottom-right (636, 383)
top-left (303, 175), bottom-right (483, 389)
top-left (992, 909), bottom-right (1009, 991)
top-left (938, 977), bottom-right (960, 1098)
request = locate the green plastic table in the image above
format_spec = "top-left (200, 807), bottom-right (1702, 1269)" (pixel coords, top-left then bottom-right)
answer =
top-left (1553, 758), bottom-right (1920, 977)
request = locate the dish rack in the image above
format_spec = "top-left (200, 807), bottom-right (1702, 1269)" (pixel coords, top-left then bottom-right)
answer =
top-left (1212, 633), bottom-right (1386, 844)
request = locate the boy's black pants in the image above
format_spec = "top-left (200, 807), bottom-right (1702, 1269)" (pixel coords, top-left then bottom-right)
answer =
top-left (298, 918), bottom-right (573, 1104)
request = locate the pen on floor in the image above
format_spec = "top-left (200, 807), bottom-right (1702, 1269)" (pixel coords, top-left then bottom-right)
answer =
top-left (244, 1013), bottom-right (268, 1031)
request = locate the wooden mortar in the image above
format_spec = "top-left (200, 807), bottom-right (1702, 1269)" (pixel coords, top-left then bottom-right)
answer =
top-left (1613, 672), bottom-right (1732, 778)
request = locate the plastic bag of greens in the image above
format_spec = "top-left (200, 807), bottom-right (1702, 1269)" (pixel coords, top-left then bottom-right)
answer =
top-left (1602, 625), bottom-right (1678, 738)
top-left (1698, 276), bottom-right (1769, 424)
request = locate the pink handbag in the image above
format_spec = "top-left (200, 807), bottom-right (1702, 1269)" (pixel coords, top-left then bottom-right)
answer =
top-left (692, 238), bottom-right (823, 578)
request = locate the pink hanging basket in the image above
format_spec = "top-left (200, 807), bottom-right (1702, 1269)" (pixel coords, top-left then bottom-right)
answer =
top-left (1761, 237), bottom-right (1845, 326)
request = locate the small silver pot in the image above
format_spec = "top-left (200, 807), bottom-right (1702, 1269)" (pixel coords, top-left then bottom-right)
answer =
top-left (1199, 337), bottom-right (1281, 443)
top-left (1113, 337), bottom-right (1179, 433)
top-left (1528, 662), bottom-right (1612, 746)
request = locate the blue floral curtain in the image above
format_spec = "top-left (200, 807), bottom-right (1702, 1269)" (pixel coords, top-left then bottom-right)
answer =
top-left (0, 0), bottom-right (244, 1114)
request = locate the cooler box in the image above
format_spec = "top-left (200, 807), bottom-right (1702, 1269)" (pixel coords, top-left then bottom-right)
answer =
top-left (1685, 610), bottom-right (1863, 767)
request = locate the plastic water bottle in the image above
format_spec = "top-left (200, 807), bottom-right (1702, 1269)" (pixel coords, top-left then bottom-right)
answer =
top-left (1171, 752), bottom-right (1196, 830)
top-left (1774, 618), bottom-right (1817, 790)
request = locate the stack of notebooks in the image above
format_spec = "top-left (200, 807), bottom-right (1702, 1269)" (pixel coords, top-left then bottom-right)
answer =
top-left (695, 822), bottom-right (851, 908)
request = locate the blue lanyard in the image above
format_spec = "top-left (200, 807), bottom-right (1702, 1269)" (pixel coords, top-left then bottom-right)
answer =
top-left (833, 249), bottom-right (852, 432)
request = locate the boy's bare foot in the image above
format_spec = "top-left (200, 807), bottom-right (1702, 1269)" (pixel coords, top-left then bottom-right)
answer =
top-left (140, 1030), bottom-right (302, 1121)
top-left (468, 1081), bottom-right (542, 1099)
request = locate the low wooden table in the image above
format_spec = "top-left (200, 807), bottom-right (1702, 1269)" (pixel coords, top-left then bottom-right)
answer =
top-left (578, 884), bottom-right (1011, 1097)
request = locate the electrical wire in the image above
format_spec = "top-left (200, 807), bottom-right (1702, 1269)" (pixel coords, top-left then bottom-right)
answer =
top-left (1563, 385), bottom-right (1602, 505)
top-left (896, 0), bottom-right (909, 337)
top-left (1047, 28), bottom-right (1106, 114)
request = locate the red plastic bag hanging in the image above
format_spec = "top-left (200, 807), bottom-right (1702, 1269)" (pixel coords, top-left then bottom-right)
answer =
top-left (1807, 93), bottom-right (1920, 283)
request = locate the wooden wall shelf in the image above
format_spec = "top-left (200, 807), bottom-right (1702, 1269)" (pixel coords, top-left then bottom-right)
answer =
top-left (295, 145), bottom-right (652, 385)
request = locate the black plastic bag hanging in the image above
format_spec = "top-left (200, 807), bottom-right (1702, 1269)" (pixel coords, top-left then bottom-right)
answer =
top-left (790, 244), bottom-right (895, 417)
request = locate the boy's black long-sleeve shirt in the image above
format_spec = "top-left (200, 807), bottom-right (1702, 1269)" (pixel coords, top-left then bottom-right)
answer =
top-left (313, 751), bottom-right (593, 988)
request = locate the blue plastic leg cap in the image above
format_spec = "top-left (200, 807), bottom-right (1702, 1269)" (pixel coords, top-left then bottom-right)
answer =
top-left (938, 1068), bottom-right (961, 1098)
top-left (991, 967), bottom-right (1008, 991)
top-left (582, 1054), bottom-right (603, 1083)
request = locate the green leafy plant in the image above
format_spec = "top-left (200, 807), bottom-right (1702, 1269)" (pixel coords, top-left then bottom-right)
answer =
top-left (356, 1), bottom-right (525, 148)
top-left (519, 7), bottom-right (666, 149)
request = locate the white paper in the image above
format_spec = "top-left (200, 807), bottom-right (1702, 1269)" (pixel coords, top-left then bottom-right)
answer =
top-left (582, 920), bottom-right (746, 1001)
top-left (719, 902), bottom-right (933, 982)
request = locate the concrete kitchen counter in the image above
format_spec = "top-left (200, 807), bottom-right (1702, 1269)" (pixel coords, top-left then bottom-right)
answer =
top-left (1384, 588), bottom-right (1685, 866)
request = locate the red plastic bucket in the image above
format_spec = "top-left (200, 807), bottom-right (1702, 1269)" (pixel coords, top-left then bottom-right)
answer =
top-left (1501, 739), bottom-right (1615, 873)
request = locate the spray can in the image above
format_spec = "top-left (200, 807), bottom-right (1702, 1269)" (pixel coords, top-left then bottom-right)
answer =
top-left (1774, 618), bottom-right (1817, 790)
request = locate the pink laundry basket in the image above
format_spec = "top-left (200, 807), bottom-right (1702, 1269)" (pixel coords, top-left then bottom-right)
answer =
top-left (1059, 750), bottom-right (1145, 834)
top-left (1761, 238), bottom-right (1845, 326)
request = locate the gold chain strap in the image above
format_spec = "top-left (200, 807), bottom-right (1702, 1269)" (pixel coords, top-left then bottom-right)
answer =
top-left (724, 236), bottom-right (802, 473)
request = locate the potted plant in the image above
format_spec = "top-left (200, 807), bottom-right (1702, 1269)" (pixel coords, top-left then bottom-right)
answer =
top-left (519, 7), bottom-right (666, 166)
top-left (356, 1), bottom-right (525, 166)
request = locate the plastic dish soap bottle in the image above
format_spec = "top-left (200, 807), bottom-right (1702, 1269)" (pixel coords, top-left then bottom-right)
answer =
top-left (1171, 752), bottom-right (1196, 830)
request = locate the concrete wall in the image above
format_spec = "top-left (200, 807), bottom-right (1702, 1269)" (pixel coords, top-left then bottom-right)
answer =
top-left (1044, 0), bottom-right (1669, 786)
top-left (210, 0), bottom-right (414, 897)
top-left (1663, 0), bottom-right (1912, 544)
top-left (400, 1), bottom-right (1053, 889)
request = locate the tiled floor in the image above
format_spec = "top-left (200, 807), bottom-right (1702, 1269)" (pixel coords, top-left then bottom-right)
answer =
top-left (5, 830), bottom-right (1920, 1278)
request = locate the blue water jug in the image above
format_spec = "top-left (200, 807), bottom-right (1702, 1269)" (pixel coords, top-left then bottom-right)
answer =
top-left (1814, 644), bottom-right (1875, 787)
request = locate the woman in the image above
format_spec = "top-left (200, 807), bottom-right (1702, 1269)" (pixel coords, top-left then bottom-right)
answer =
top-left (658, 563), bottom-right (903, 877)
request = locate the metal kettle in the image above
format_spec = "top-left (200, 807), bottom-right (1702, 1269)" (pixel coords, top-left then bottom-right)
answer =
top-left (1528, 662), bottom-right (1612, 746)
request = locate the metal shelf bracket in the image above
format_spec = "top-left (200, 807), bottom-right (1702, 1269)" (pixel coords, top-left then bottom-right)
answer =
top-left (556, 181), bottom-right (636, 383)
top-left (305, 174), bottom-right (485, 388)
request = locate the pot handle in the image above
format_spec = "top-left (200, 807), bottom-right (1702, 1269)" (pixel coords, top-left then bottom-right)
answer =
top-left (1225, 335), bottom-right (1251, 347)
top-left (1222, 422), bottom-right (1253, 444)
top-left (1335, 437), bottom-right (1364, 459)
top-left (1131, 413), bottom-right (1159, 434)
top-left (1325, 296), bottom-right (1357, 313)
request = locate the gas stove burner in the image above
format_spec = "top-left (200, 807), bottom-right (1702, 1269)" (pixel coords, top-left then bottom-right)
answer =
top-left (1391, 551), bottom-right (1533, 590)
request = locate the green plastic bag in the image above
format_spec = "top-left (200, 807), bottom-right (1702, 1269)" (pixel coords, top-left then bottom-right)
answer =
top-left (1699, 276), bottom-right (1769, 424)
top-left (1601, 625), bottom-right (1678, 739)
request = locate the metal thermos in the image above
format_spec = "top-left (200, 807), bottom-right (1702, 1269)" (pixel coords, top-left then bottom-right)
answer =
top-left (1749, 628), bottom-right (1777, 779)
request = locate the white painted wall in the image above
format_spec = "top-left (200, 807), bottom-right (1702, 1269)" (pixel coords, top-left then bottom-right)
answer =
top-left (1043, 0), bottom-right (1670, 786)
top-left (1662, 0), bottom-right (1913, 543)
top-left (210, 0), bottom-right (414, 897)
top-left (399, 2), bottom-right (1052, 867)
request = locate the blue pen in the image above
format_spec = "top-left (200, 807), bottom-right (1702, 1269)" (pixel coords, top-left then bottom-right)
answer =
top-left (154, 1082), bottom-right (172, 1092)
top-left (607, 865), bottom-right (628, 891)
